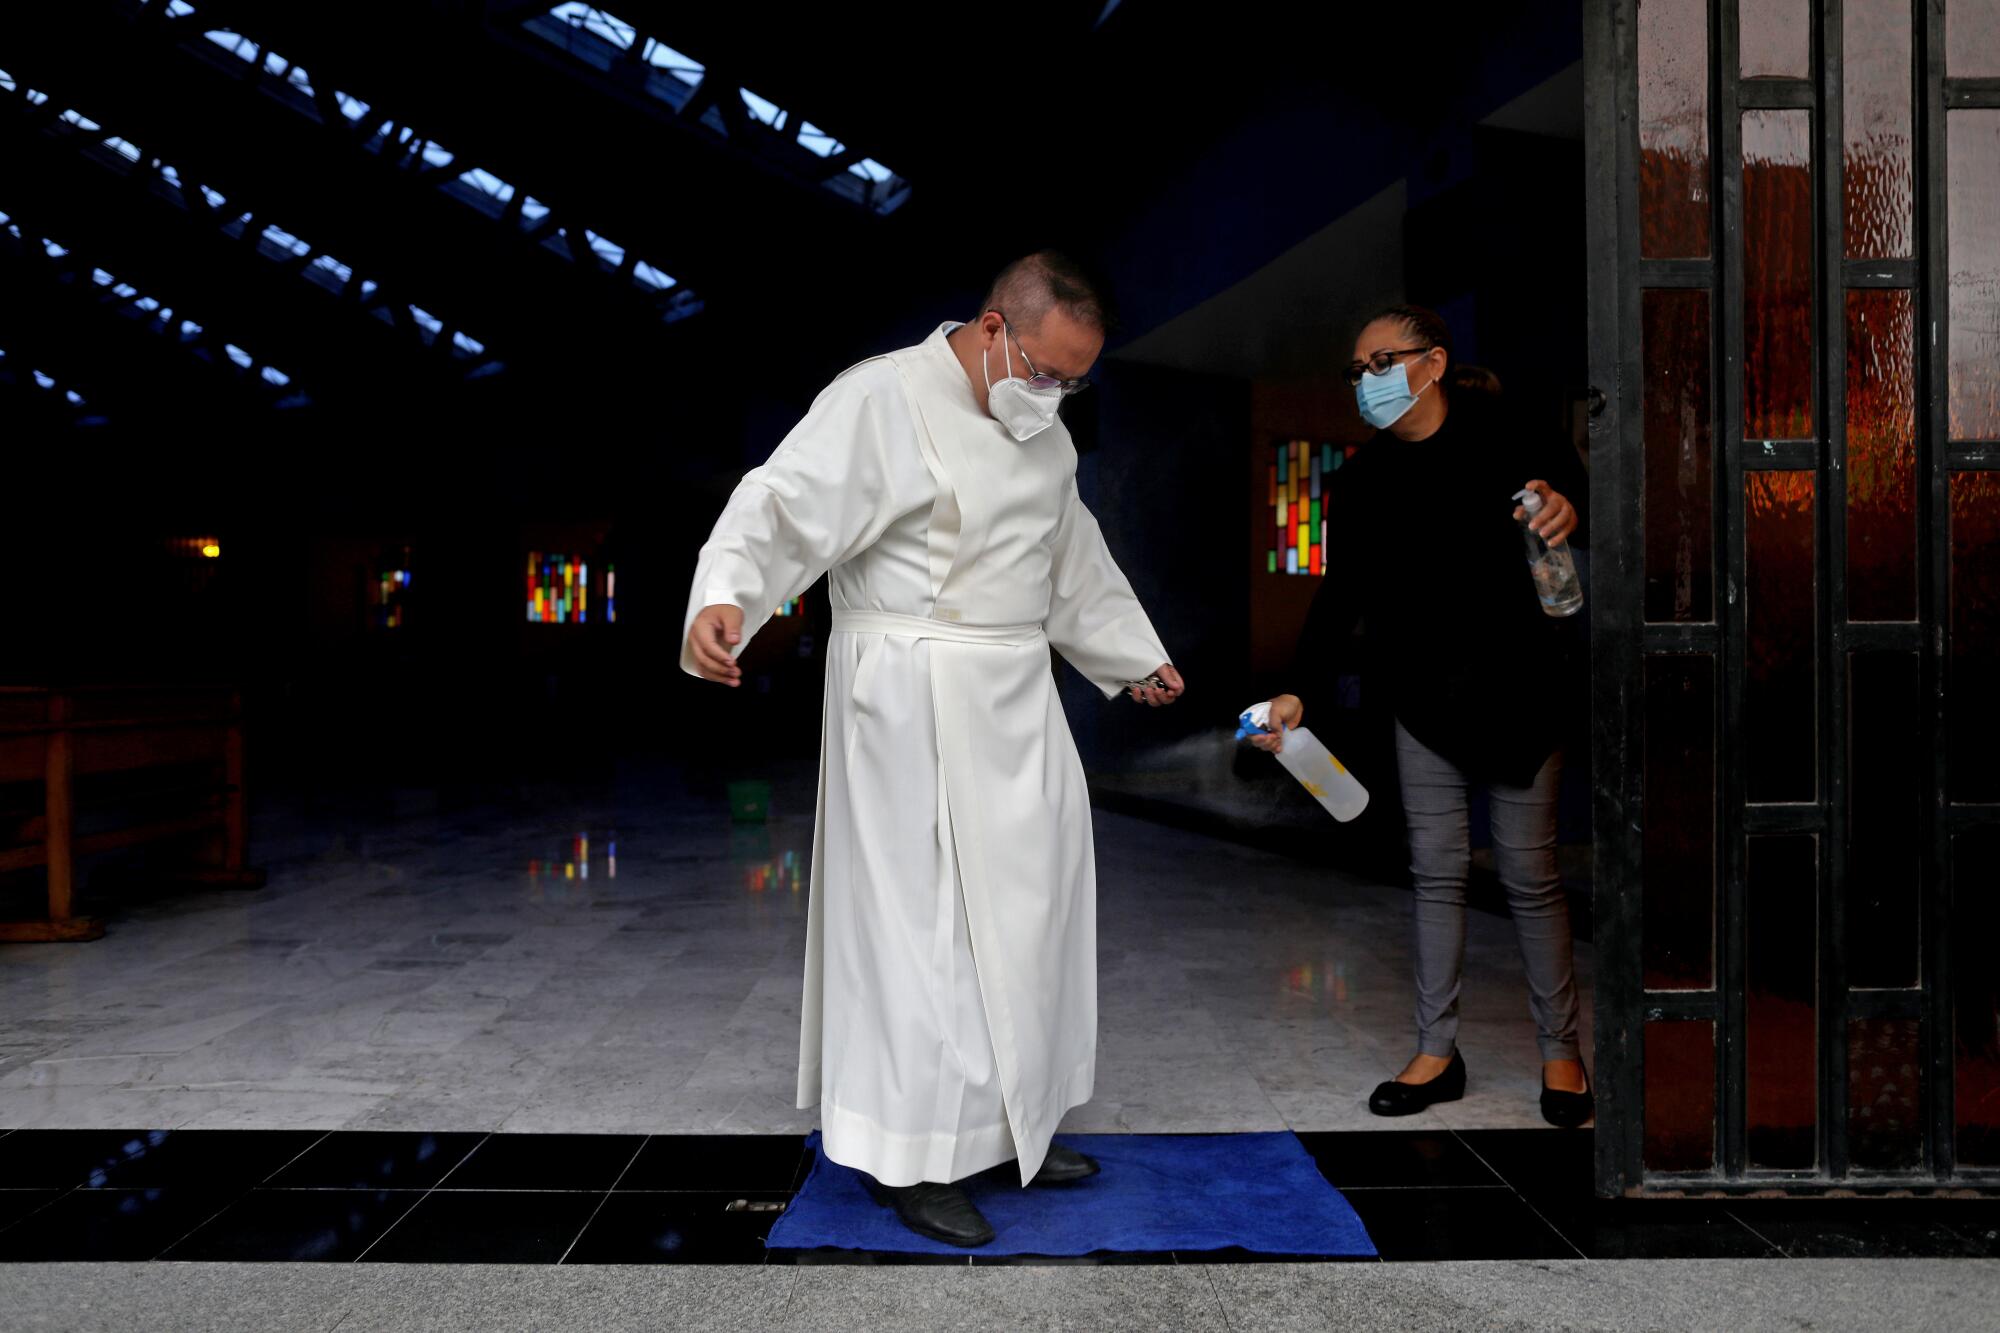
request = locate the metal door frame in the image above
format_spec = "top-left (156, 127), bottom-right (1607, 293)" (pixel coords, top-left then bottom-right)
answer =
top-left (1586, 0), bottom-right (2000, 1196)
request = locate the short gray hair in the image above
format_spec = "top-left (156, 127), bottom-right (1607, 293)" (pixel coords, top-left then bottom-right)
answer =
top-left (980, 251), bottom-right (1111, 335)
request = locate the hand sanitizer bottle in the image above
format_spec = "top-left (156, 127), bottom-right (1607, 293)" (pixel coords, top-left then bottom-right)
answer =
top-left (1275, 727), bottom-right (1371, 822)
top-left (1238, 704), bottom-right (1370, 823)
top-left (1513, 489), bottom-right (1584, 618)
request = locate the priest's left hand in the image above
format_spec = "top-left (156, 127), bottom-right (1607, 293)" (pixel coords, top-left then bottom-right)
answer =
top-left (1129, 664), bottom-right (1185, 707)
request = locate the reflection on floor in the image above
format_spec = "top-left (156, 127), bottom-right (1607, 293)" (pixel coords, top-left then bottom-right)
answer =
top-left (1, 1127), bottom-right (1995, 1264)
top-left (0, 769), bottom-right (1590, 1135)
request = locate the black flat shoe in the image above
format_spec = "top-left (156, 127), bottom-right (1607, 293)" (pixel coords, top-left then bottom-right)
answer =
top-left (1368, 1050), bottom-right (1467, 1116)
top-left (1031, 1143), bottom-right (1100, 1186)
top-left (1541, 1069), bottom-right (1595, 1128)
top-left (867, 1180), bottom-right (995, 1247)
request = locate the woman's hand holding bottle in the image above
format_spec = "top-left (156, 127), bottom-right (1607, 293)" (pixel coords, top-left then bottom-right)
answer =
top-left (1247, 694), bottom-right (1304, 753)
top-left (1511, 480), bottom-right (1577, 545)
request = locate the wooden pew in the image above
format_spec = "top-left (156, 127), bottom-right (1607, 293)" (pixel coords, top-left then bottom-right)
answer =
top-left (0, 686), bottom-right (264, 942)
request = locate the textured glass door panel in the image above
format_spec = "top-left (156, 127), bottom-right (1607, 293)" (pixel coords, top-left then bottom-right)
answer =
top-left (1950, 472), bottom-right (2000, 803)
top-left (1849, 1018), bottom-right (1924, 1172)
top-left (1847, 652), bottom-right (1922, 989)
top-left (1741, 0), bottom-right (1811, 77)
top-left (1846, 290), bottom-right (1918, 621)
top-left (1644, 1020), bottom-right (1717, 1172)
top-left (1644, 655), bottom-right (1717, 989)
top-left (1744, 111), bottom-right (1817, 439)
top-left (1745, 472), bottom-right (1819, 802)
top-left (1953, 828), bottom-right (2000, 1166)
top-left (1949, 112), bottom-right (2000, 440)
top-left (1644, 290), bottom-right (1716, 622)
top-left (1640, 0), bottom-right (1712, 258)
top-left (1747, 834), bottom-right (1819, 1169)
top-left (1843, 0), bottom-right (1915, 259)
top-left (1949, 0), bottom-right (2000, 75)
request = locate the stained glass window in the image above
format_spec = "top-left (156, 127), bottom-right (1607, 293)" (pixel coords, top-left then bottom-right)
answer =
top-left (526, 550), bottom-right (611, 624)
top-left (774, 593), bottom-right (803, 617)
top-left (373, 545), bottom-right (410, 629)
top-left (1267, 439), bottom-right (1352, 575)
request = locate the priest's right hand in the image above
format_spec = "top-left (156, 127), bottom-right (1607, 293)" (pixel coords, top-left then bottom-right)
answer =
top-left (1247, 694), bottom-right (1303, 753)
top-left (687, 604), bottom-right (745, 686)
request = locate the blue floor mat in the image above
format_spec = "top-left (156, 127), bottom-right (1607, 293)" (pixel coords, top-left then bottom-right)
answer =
top-left (766, 1131), bottom-right (1376, 1257)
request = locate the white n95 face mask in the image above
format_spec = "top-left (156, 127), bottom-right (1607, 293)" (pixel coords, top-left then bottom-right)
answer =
top-left (983, 328), bottom-right (1063, 442)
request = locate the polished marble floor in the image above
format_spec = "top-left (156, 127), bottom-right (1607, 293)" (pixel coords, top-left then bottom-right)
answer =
top-left (0, 766), bottom-right (1591, 1135)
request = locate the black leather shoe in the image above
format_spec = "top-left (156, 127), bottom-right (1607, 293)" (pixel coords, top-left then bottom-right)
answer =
top-left (1541, 1069), bottom-right (1595, 1128)
top-left (868, 1180), bottom-right (995, 1247)
top-left (1368, 1050), bottom-right (1467, 1116)
top-left (1031, 1143), bottom-right (1100, 1186)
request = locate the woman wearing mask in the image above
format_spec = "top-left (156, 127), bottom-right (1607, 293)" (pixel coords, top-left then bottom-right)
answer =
top-left (1249, 305), bottom-right (1593, 1127)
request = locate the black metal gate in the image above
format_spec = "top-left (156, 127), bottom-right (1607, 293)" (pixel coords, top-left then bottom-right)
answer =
top-left (1586, 0), bottom-right (2000, 1194)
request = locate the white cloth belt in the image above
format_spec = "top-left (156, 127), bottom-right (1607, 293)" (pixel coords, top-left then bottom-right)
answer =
top-left (831, 608), bottom-right (1044, 647)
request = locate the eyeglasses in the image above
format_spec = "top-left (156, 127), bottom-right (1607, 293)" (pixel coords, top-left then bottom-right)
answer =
top-left (994, 312), bottom-right (1092, 396)
top-left (1344, 345), bottom-right (1433, 386)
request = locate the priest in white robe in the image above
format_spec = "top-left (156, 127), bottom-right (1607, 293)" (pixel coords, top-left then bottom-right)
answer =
top-left (682, 252), bottom-right (1182, 1247)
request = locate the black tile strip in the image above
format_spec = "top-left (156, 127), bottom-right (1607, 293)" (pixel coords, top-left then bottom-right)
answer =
top-left (359, 1189), bottom-right (607, 1263)
top-left (1722, 1199), bottom-right (2000, 1259)
top-left (555, 1135), bottom-right (657, 1265)
top-left (263, 1131), bottom-right (485, 1191)
top-left (437, 1133), bottom-right (642, 1191)
top-left (1296, 1130), bottom-right (1507, 1190)
top-left (350, 1133), bottom-right (493, 1263)
top-left (0, 1129), bottom-right (1993, 1263)
top-left (1446, 1129), bottom-right (1588, 1260)
top-left (0, 1189), bottom-right (66, 1235)
top-left (616, 1134), bottom-right (811, 1194)
top-left (1342, 1185), bottom-right (1579, 1262)
top-left (148, 1130), bottom-right (335, 1261)
top-left (0, 1128), bottom-right (327, 1192)
top-left (0, 1188), bottom-right (242, 1261)
top-left (565, 1191), bottom-right (786, 1264)
top-left (416, 1132), bottom-right (492, 1190)
top-left (163, 1188), bottom-right (425, 1262)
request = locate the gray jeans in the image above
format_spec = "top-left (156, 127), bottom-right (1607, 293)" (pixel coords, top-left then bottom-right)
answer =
top-left (1394, 720), bottom-right (1581, 1062)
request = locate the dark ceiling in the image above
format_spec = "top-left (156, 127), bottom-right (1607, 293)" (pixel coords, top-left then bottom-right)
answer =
top-left (0, 0), bottom-right (1569, 438)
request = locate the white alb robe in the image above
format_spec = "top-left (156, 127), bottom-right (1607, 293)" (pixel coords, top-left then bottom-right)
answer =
top-left (680, 323), bottom-right (1168, 1186)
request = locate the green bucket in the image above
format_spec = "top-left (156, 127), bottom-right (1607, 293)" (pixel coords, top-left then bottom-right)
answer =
top-left (726, 779), bottom-right (773, 824)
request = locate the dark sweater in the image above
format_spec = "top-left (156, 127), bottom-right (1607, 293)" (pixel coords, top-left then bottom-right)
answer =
top-left (1293, 392), bottom-right (1589, 788)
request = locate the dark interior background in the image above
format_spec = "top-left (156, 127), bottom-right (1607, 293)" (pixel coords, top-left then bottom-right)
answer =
top-left (2, 0), bottom-right (1590, 878)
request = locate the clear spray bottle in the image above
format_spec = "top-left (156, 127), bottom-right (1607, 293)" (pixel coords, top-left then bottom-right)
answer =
top-left (1513, 488), bottom-right (1584, 618)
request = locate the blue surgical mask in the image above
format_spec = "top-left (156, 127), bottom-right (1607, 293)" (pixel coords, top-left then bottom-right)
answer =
top-left (1355, 362), bottom-right (1433, 430)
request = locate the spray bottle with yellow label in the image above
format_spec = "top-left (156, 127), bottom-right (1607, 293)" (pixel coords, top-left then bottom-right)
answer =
top-left (1237, 702), bottom-right (1370, 823)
